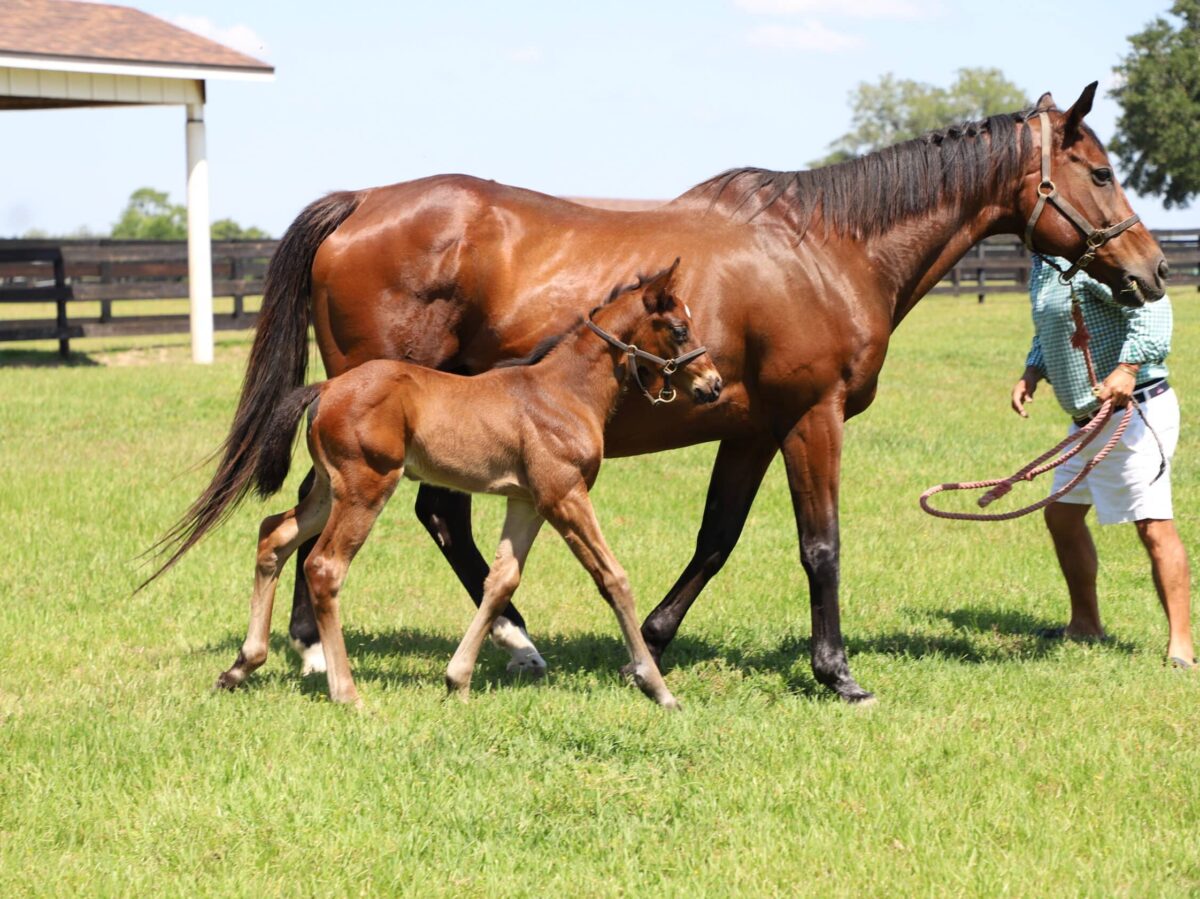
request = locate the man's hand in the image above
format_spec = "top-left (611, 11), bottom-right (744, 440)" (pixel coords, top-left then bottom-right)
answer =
top-left (1097, 363), bottom-right (1138, 407)
top-left (1011, 366), bottom-right (1042, 418)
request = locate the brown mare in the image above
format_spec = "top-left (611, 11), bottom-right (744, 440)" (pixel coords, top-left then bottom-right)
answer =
top-left (156, 84), bottom-right (1167, 703)
top-left (210, 263), bottom-right (721, 707)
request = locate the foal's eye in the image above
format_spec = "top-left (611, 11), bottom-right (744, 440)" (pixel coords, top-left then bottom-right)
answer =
top-left (1092, 167), bottom-right (1113, 186)
top-left (672, 325), bottom-right (689, 342)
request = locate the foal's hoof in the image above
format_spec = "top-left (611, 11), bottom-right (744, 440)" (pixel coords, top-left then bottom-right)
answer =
top-left (214, 670), bottom-right (242, 692)
top-left (292, 639), bottom-right (327, 676)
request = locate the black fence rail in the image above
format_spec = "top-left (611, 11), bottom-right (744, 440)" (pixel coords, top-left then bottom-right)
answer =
top-left (1, 231), bottom-right (1197, 357)
top-left (0, 239), bottom-right (273, 356)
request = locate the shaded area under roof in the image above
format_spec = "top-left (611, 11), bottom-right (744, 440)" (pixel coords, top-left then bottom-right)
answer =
top-left (0, 0), bottom-right (272, 74)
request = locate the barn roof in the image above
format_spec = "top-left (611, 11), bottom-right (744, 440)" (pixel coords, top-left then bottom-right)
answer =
top-left (0, 0), bottom-right (272, 78)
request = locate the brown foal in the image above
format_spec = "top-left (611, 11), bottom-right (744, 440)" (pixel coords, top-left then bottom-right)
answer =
top-left (215, 261), bottom-right (722, 708)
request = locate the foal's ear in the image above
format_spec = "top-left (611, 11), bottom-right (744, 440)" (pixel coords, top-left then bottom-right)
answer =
top-left (1062, 82), bottom-right (1097, 147)
top-left (641, 257), bottom-right (681, 313)
top-left (1035, 91), bottom-right (1056, 111)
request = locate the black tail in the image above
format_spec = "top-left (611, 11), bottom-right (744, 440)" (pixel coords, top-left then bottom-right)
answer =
top-left (140, 190), bottom-right (363, 588)
top-left (254, 384), bottom-right (322, 497)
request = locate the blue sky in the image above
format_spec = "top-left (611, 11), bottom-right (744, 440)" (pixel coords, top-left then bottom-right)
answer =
top-left (1, 0), bottom-right (1191, 236)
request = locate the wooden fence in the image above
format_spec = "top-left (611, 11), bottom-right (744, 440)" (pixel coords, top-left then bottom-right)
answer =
top-left (0, 239), bottom-right (273, 356)
top-left (1, 230), bottom-right (1197, 357)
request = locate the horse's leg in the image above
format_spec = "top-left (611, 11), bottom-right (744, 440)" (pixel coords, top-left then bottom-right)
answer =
top-left (546, 485), bottom-right (679, 709)
top-left (287, 468), bottom-right (328, 676)
top-left (415, 484), bottom-right (546, 676)
top-left (638, 437), bottom-right (777, 666)
top-left (218, 477), bottom-right (331, 690)
top-left (780, 403), bottom-right (873, 704)
top-left (304, 476), bottom-right (399, 707)
top-left (445, 499), bottom-right (545, 699)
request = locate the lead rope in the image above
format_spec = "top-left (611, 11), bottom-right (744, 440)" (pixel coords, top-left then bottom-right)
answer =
top-left (919, 285), bottom-right (1164, 522)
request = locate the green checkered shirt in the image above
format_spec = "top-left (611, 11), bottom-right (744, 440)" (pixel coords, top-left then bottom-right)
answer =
top-left (1025, 256), bottom-right (1172, 419)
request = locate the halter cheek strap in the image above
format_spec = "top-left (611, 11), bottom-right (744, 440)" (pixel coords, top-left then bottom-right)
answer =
top-left (584, 318), bottom-right (709, 405)
top-left (1023, 111), bottom-right (1140, 282)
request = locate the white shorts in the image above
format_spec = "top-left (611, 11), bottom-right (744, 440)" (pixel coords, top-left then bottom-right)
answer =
top-left (1050, 385), bottom-right (1179, 525)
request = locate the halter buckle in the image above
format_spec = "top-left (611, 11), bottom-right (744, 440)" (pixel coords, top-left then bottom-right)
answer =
top-left (1037, 179), bottom-right (1056, 198)
top-left (655, 386), bottom-right (677, 404)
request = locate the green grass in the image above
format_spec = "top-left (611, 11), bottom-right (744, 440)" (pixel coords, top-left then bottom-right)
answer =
top-left (1, 293), bottom-right (1199, 896)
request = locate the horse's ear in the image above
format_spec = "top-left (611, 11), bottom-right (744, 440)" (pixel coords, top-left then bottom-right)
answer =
top-left (641, 258), bottom-right (681, 312)
top-left (1036, 91), bottom-right (1056, 111)
top-left (1062, 82), bottom-right (1097, 146)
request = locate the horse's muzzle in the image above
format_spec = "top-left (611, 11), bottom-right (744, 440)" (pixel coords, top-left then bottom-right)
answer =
top-left (694, 376), bottom-right (723, 404)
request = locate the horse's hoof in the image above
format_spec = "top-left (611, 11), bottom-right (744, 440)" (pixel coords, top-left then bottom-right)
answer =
top-left (214, 671), bottom-right (241, 691)
top-left (659, 695), bottom-right (683, 712)
top-left (292, 639), bottom-right (326, 676)
top-left (491, 621), bottom-right (548, 677)
top-left (505, 651), bottom-right (547, 678)
top-left (841, 688), bottom-right (876, 706)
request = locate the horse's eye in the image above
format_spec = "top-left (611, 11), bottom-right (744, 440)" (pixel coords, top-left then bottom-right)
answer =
top-left (672, 325), bottom-right (689, 341)
top-left (1092, 167), bottom-right (1113, 186)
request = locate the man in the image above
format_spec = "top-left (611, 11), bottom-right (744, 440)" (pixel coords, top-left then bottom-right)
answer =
top-left (1011, 255), bottom-right (1194, 667)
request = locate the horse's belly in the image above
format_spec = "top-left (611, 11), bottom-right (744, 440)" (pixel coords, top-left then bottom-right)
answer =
top-left (402, 446), bottom-right (528, 499)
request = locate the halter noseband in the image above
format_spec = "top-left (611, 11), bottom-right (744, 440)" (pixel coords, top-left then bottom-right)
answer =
top-left (1023, 111), bottom-right (1140, 283)
top-left (585, 317), bottom-right (708, 405)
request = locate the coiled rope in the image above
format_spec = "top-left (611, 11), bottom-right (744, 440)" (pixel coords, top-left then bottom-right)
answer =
top-left (920, 287), bottom-right (1163, 522)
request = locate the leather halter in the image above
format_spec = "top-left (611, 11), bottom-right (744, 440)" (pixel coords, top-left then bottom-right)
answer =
top-left (1023, 111), bottom-right (1141, 282)
top-left (585, 317), bottom-right (709, 405)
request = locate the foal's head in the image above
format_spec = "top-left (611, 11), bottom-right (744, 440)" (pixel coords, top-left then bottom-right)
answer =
top-left (620, 259), bottom-right (723, 405)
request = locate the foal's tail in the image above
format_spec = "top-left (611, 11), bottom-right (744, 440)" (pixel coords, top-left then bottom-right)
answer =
top-left (139, 191), bottom-right (362, 588)
top-left (254, 384), bottom-right (322, 498)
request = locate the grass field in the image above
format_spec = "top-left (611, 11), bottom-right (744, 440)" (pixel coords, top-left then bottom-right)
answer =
top-left (1, 291), bottom-right (1198, 896)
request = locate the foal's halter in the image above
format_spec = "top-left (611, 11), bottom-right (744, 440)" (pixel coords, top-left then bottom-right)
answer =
top-left (585, 317), bottom-right (709, 405)
top-left (1022, 111), bottom-right (1140, 283)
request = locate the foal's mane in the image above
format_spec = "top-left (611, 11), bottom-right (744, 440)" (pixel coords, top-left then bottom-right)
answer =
top-left (494, 274), bottom-right (657, 369)
top-left (692, 107), bottom-right (1048, 239)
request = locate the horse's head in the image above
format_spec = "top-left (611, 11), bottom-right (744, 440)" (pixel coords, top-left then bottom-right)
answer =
top-left (623, 259), bottom-right (723, 405)
top-left (1019, 82), bottom-right (1167, 306)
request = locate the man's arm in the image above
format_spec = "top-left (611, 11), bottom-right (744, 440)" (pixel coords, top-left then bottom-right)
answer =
top-left (1011, 336), bottom-right (1046, 417)
top-left (1091, 280), bottom-right (1172, 407)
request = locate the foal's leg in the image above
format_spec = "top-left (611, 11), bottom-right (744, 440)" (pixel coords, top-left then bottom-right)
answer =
top-left (445, 499), bottom-right (545, 700)
top-left (546, 485), bottom-right (679, 709)
top-left (638, 437), bottom-right (777, 666)
top-left (415, 485), bottom-right (546, 675)
top-left (780, 403), bottom-right (873, 704)
top-left (304, 475), bottom-right (400, 707)
top-left (217, 477), bottom-right (331, 690)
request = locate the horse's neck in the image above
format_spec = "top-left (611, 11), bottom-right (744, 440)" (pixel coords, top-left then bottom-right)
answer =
top-left (539, 299), bottom-right (642, 420)
top-left (856, 200), bottom-right (1013, 329)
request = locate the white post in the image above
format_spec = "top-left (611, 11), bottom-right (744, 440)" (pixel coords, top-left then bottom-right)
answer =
top-left (185, 100), bottom-right (214, 364)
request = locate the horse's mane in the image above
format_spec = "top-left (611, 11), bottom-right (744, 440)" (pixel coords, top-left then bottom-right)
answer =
top-left (494, 273), bottom-right (657, 369)
top-left (692, 108), bottom-right (1046, 239)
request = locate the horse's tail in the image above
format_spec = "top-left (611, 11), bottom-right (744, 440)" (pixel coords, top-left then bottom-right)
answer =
top-left (139, 190), bottom-right (363, 589)
top-left (254, 383), bottom-right (322, 498)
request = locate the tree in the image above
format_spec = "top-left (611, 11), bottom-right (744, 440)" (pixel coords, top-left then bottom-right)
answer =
top-left (1110, 1), bottom-right (1200, 209)
top-left (810, 67), bottom-right (1029, 167)
top-left (211, 218), bottom-right (269, 241)
top-left (110, 187), bottom-right (187, 239)
top-left (111, 187), bottom-right (270, 239)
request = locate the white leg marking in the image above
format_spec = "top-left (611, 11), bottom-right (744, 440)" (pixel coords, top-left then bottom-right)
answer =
top-left (489, 617), bottom-right (547, 676)
top-left (292, 638), bottom-right (327, 676)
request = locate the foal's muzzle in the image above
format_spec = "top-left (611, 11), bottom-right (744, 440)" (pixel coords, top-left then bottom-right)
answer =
top-left (694, 375), bottom-right (723, 404)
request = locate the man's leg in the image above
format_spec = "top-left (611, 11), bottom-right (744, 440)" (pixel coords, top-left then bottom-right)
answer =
top-left (1134, 518), bottom-right (1195, 663)
top-left (1043, 501), bottom-right (1106, 638)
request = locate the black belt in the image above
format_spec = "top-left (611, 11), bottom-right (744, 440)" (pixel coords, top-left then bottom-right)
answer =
top-left (1073, 378), bottom-right (1169, 427)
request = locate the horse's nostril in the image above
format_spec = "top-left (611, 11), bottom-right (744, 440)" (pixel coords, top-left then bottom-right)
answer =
top-left (1158, 259), bottom-right (1170, 283)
